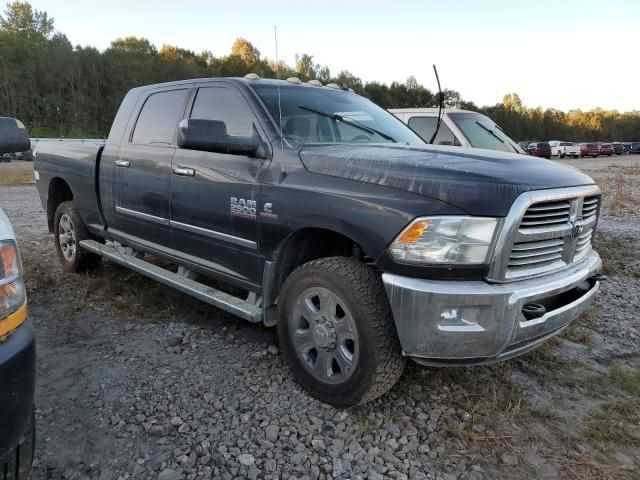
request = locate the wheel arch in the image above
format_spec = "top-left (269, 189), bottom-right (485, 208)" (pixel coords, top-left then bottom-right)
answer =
top-left (47, 177), bottom-right (74, 232)
top-left (262, 227), bottom-right (371, 318)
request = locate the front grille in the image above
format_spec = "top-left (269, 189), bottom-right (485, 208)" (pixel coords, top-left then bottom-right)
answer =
top-left (507, 238), bottom-right (565, 276)
top-left (519, 200), bottom-right (571, 229)
top-left (504, 194), bottom-right (600, 280)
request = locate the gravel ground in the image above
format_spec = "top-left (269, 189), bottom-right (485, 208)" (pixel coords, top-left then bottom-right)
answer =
top-left (0, 156), bottom-right (639, 480)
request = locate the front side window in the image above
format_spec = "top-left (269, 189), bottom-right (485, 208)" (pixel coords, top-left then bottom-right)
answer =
top-left (252, 84), bottom-right (424, 146)
top-left (407, 116), bottom-right (461, 146)
top-left (190, 86), bottom-right (255, 137)
top-left (448, 112), bottom-right (522, 154)
top-left (132, 89), bottom-right (189, 145)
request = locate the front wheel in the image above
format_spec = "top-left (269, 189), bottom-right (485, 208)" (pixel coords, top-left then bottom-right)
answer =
top-left (54, 201), bottom-right (101, 272)
top-left (278, 257), bottom-right (405, 407)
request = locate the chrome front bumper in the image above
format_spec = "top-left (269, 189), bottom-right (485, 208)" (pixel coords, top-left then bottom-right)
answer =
top-left (382, 250), bottom-right (602, 365)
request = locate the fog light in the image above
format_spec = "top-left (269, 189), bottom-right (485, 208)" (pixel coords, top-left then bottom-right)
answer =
top-left (438, 307), bottom-right (485, 332)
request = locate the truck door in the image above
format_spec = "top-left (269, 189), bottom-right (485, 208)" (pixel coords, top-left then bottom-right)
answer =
top-left (169, 83), bottom-right (270, 286)
top-left (112, 88), bottom-right (189, 251)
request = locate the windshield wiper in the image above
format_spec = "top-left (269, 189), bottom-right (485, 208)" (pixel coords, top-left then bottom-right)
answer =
top-left (299, 105), bottom-right (396, 142)
top-left (475, 121), bottom-right (505, 144)
top-left (492, 124), bottom-right (520, 153)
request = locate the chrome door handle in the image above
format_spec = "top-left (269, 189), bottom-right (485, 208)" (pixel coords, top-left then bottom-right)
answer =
top-left (173, 166), bottom-right (195, 177)
top-left (114, 159), bottom-right (130, 167)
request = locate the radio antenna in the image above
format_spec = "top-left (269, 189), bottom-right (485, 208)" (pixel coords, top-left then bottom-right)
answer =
top-left (274, 26), bottom-right (284, 154)
top-left (428, 64), bottom-right (443, 144)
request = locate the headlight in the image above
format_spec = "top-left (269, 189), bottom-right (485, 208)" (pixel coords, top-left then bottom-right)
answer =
top-left (388, 216), bottom-right (499, 264)
top-left (0, 239), bottom-right (25, 319)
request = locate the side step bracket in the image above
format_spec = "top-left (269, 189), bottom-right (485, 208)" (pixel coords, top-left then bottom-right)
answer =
top-left (79, 240), bottom-right (262, 323)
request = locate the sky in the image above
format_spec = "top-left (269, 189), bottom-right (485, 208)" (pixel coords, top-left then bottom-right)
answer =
top-left (5, 0), bottom-right (639, 112)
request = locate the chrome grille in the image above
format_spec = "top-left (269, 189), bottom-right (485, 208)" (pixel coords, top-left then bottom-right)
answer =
top-left (574, 227), bottom-right (594, 261)
top-left (582, 196), bottom-right (599, 221)
top-left (488, 187), bottom-right (601, 282)
top-left (507, 238), bottom-right (565, 275)
top-left (519, 200), bottom-right (571, 229)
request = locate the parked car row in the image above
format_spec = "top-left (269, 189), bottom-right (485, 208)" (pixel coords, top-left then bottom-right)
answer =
top-left (520, 140), bottom-right (640, 159)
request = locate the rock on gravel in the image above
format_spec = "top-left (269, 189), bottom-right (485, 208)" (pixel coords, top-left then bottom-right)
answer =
top-left (157, 468), bottom-right (182, 480)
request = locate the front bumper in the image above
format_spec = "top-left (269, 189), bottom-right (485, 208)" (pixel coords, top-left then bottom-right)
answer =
top-left (0, 320), bottom-right (36, 463)
top-left (382, 250), bottom-right (602, 365)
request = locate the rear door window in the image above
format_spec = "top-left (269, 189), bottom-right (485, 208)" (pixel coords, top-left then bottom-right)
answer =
top-left (132, 89), bottom-right (189, 145)
top-left (408, 116), bottom-right (461, 146)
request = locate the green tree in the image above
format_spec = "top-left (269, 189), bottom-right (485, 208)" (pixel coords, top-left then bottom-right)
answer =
top-left (295, 53), bottom-right (317, 80)
top-left (0, 1), bottom-right (53, 38)
top-left (230, 38), bottom-right (260, 65)
top-left (3, 1), bottom-right (638, 141)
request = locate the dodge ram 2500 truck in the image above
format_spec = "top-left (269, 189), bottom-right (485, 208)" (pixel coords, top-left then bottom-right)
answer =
top-left (33, 76), bottom-right (604, 407)
top-left (0, 117), bottom-right (35, 479)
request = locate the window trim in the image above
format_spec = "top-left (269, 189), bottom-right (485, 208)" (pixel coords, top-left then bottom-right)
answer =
top-left (188, 84), bottom-right (259, 138)
top-left (129, 87), bottom-right (190, 147)
top-left (177, 81), bottom-right (272, 156)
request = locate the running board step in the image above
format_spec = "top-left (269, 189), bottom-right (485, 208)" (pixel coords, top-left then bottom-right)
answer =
top-left (79, 240), bottom-right (262, 323)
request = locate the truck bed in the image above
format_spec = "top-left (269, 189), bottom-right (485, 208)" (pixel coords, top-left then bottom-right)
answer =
top-left (33, 139), bottom-right (106, 233)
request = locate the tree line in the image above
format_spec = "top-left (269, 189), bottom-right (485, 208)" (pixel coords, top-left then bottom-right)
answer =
top-left (0, 1), bottom-right (638, 141)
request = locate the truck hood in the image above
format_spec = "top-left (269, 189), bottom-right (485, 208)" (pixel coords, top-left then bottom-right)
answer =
top-left (298, 144), bottom-right (596, 216)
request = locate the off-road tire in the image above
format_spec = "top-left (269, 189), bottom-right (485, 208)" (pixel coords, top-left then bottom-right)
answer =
top-left (278, 257), bottom-right (405, 407)
top-left (54, 201), bottom-right (100, 273)
top-left (1, 408), bottom-right (35, 480)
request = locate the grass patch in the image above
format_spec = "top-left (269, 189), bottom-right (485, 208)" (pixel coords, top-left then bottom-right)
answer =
top-left (517, 336), bottom-right (570, 371)
top-left (562, 323), bottom-right (594, 346)
top-left (0, 162), bottom-right (34, 186)
top-left (608, 173), bottom-right (640, 216)
top-left (616, 165), bottom-right (640, 176)
top-left (585, 400), bottom-right (640, 446)
top-left (608, 364), bottom-right (640, 395)
top-left (418, 365), bottom-right (527, 449)
top-left (594, 232), bottom-right (638, 277)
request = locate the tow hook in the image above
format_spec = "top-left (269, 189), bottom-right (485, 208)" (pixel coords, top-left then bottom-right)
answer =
top-left (522, 303), bottom-right (546, 320)
top-left (590, 273), bottom-right (607, 282)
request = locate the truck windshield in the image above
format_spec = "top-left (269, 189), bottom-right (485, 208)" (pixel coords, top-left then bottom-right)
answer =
top-left (447, 112), bottom-right (523, 154)
top-left (252, 83), bottom-right (424, 146)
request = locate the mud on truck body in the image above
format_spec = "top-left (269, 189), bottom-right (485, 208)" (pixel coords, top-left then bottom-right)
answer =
top-left (33, 77), bottom-right (603, 407)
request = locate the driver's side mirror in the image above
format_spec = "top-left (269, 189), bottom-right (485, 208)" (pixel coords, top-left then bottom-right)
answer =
top-left (0, 117), bottom-right (30, 154)
top-left (177, 118), bottom-right (268, 159)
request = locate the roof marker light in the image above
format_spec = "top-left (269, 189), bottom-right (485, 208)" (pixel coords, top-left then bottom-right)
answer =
top-left (286, 77), bottom-right (302, 84)
top-left (307, 80), bottom-right (323, 86)
top-left (244, 73), bottom-right (260, 80)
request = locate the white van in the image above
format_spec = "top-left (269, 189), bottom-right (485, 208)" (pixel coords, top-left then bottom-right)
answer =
top-left (390, 108), bottom-right (526, 155)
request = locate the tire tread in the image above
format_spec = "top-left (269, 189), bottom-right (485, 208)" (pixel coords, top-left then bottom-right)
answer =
top-left (279, 256), bottom-right (405, 406)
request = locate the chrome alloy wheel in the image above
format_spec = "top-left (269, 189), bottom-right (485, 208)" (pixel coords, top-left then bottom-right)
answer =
top-left (290, 286), bottom-right (359, 384)
top-left (58, 213), bottom-right (77, 262)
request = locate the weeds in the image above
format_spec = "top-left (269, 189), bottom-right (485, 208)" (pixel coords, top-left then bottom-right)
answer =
top-left (594, 232), bottom-right (638, 277)
top-left (0, 162), bottom-right (34, 186)
top-left (585, 400), bottom-right (640, 446)
top-left (608, 364), bottom-right (640, 395)
top-left (608, 173), bottom-right (640, 216)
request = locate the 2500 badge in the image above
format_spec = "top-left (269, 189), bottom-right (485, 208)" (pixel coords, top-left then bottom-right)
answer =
top-left (230, 198), bottom-right (278, 220)
top-left (230, 197), bottom-right (257, 219)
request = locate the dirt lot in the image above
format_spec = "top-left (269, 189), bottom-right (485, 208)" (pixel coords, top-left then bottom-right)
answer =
top-left (0, 156), bottom-right (639, 480)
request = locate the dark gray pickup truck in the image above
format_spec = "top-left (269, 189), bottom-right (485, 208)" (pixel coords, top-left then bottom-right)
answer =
top-left (33, 76), bottom-right (604, 406)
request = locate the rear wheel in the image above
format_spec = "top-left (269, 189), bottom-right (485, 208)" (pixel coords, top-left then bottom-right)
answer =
top-left (54, 201), bottom-right (101, 272)
top-left (278, 257), bottom-right (405, 407)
